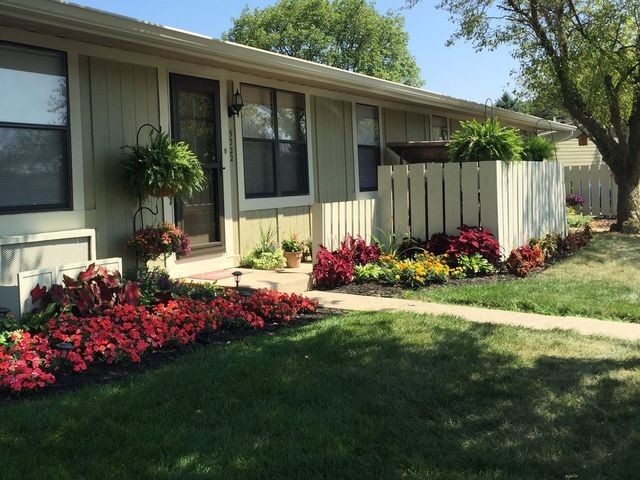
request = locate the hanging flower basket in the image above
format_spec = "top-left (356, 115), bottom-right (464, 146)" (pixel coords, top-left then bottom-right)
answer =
top-left (127, 223), bottom-right (191, 263)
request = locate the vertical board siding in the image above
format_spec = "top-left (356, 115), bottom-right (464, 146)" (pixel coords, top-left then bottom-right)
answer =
top-left (313, 96), bottom-right (352, 203)
top-left (311, 199), bottom-right (378, 253)
top-left (84, 57), bottom-right (161, 267)
top-left (378, 161), bottom-right (566, 259)
top-left (564, 163), bottom-right (617, 217)
top-left (238, 207), bottom-right (312, 255)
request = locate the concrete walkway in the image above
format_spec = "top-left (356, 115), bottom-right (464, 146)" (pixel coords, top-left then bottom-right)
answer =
top-left (305, 291), bottom-right (640, 342)
top-left (188, 266), bottom-right (640, 342)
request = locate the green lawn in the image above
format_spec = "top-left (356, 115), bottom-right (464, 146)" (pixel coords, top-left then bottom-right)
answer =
top-left (405, 233), bottom-right (640, 322)
top-left (2, 311), bottom-right (640, 479)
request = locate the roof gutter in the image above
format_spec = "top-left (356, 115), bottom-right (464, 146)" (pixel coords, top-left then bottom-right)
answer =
top-left (0, 0), bottom-right (576, 134)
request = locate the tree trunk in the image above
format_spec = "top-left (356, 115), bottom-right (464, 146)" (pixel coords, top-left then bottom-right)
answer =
top-left (614, 173), bottom-right (640, 231)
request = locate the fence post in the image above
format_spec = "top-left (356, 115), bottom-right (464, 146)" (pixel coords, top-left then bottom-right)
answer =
top-left (378, 166), bottom-right (393, 237)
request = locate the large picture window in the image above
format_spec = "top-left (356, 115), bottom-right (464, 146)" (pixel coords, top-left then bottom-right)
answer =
top-left (241, 84), bottom-right (308, 198)
top-left (0, 42), bottom-right (71, 213)
top-left (356, 104), bottom-right (380, 192)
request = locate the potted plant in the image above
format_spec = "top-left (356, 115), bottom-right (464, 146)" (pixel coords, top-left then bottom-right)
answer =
top-left (122, 128), bottom-right (206, 201)
top-left (281, 236), bottom-right (304, 268)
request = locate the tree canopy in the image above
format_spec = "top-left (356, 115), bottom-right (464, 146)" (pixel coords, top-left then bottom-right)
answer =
top-left (223, 0), bottom-right (423, 87)
top-left (408, 0), bottom-right (640, 229)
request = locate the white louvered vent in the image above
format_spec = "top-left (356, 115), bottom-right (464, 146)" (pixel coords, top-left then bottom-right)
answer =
top-left (0, 229), bottom-right (96, 314)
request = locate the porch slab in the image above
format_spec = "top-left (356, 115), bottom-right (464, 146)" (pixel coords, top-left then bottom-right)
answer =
top-left (183, 263), bottom-right (313, 294)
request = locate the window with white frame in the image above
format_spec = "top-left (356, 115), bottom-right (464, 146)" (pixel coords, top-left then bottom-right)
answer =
top-left (0, 41), bottom-right (71, 214)
top-left (431, 115), bottom-right (449, 140)
top-left (356, 104), bottom-right (380, 192)
top-left (240, 84), bottom-right (308, 198)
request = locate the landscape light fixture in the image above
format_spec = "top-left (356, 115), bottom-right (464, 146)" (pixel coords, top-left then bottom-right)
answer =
top-left (227, 89), bottom-right (244, 117)
top-left (232, 270), bottom-right (243, 290)
top-left (55, 341), bottom-right (74, 359)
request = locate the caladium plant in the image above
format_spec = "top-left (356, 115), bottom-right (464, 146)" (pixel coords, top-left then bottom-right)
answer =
top-left (27, 264), bottom-right (141, 327)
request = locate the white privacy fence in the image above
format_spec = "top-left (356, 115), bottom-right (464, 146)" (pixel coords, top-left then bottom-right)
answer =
top-left (378, 161), bottom-right (566, 257)
top-left (311, 199), bottom-right (378, 252)
top-left (564, 163), bottom-right (617, 217)
top-left (311, 161), bottom-right (567, 259)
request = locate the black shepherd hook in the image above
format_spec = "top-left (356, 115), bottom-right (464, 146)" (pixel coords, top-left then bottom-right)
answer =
top-left (484, 98), bottom-right (495, 121)
top-left (131, 123), bottom-right (164, 270)
top-left (535, 118), bottom-right (558, 162)
top-left (136, 122), bottom-right (161, 147)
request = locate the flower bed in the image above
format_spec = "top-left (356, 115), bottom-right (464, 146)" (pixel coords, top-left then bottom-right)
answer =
top-left (0, 265), bottom-right (317, 393)
top-left (313, 226), bottom-right (593, 290)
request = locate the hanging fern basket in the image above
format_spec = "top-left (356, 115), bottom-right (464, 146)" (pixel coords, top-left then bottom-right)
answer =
top-left (122, 124), bottom-right (206, 202)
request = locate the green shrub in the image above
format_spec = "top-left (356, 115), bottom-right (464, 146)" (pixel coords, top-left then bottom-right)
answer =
top-left (448, 118), bottom-right (523, 164)
top-left (566, 207), bottom-right (592, 228)
top-left (522, 135), bottom-right (555, 161)
top-left (240, 224), bottom-right (287, 270)
top-left (241, 250), bottom-right (286, 270)
top-left (171, 281), bottom-right (223, 301)
top-left (354, 263), bottom-right (384, 283)
top-left (457, 253), bottom-right (496, 276)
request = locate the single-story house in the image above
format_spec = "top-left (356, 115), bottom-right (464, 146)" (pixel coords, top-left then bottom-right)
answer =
top-left (0, 0), bottom-right (576, 303)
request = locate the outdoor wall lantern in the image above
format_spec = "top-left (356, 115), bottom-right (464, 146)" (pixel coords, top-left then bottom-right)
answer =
top-left (232, 270), bottom-right (244, 290)
top-left (228, 89), bottom-right (245, 117)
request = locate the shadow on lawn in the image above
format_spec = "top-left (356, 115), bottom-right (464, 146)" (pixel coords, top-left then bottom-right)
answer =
top-left (1, 313), bottom-right (640, 479)
top-left (576, 232), bottom-right (640, 265)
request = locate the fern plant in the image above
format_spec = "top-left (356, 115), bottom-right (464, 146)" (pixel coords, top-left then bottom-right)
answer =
top-left (448, 118), bottom-right (524, 164)
top-left (123, 129), bottom-right (206, 202)
top-left (522, 135), bottom-right (555, 161)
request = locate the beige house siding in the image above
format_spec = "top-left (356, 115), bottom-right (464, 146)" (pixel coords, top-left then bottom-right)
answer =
top-left (237, 207), bottom-right (311, 254)
top-left (312, 96), bottom-right (355, 203)
top-left (556, 138), bottom-right (602, 166)
top-left (80, 56), bottom-right (162, 264)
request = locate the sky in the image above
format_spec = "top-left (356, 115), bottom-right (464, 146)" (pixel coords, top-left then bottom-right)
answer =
top-left (68, 0), bottom-right (519, 103)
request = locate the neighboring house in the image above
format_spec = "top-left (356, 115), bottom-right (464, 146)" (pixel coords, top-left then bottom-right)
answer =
top-left (0, 0), bottom-right (576, 286)
top-left (556, 134), bottom-right (603, 166)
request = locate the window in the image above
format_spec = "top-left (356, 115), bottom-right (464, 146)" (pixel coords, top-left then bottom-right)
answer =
top-left (431, 115), bottom-right (449, 140)
top-left (356, 104), bottom-right (380, 192)
top-left (0, 42), bottom-right (71, 213)
top-left (241, 84), bottom-right (308, 198)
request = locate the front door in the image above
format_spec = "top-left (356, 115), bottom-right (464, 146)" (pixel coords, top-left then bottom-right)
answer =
top-left (170, 74), bottom-right (224, 251)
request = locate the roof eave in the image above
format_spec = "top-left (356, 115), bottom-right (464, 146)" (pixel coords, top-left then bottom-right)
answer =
top-left (0, 0), bottom-right (576, 133)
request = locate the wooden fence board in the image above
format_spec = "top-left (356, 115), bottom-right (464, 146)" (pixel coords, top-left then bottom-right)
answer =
top-left (443, 163), bottom-right (461, 232)
top-left (393, 165), bottom-right (410, 237)
top-left (461, 162), bottom-right (479, 226)
top-left (426, 163), bottom-right (444, 235)
top-left (409, 164), bottom-right (427, 239)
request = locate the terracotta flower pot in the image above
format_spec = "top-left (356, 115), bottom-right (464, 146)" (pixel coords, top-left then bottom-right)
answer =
top-left (284, 251), bottom-right (303, 268)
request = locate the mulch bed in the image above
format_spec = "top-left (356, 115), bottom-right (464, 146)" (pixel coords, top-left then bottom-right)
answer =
top-left (591, 217), bottom-right (616, 232)
top-left (0, 307), bottom-right (343, 405)
top-left (329, 273), bottom-right (522, 298)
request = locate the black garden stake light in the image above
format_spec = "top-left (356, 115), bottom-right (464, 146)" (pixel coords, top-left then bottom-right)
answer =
top-left (227, 89), bottom-right (245, 117)
top-left (55, 341), bottom-right (74, 359)
top-left (232, 270), bottom-right (243, 290)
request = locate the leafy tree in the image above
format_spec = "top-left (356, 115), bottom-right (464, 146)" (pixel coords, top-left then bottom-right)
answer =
top-left (495, 90), bottom-right (568, 120)
top-left (408, 0), bottom-right (640, 230)
top-left (223, 0), bottom-right (423, 87)
top-left (495, 91), bottom-right (523, 111)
